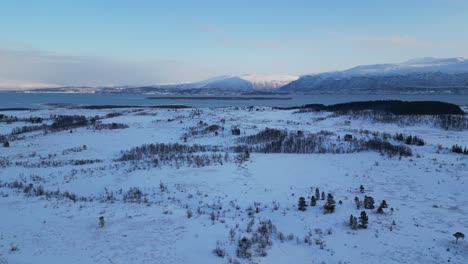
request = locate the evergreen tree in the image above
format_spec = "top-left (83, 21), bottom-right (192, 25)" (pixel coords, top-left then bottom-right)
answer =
top-left (99, 216), bottom-right (105, 228)
top-left (359, 185), bottom-right (365, 193)
top-left (352, 216), bottom-right (358, 230)
top-left (405, 135), bottom-right (413, 145)
top-left (323, 193), bottom-right (336, 213)
top-left (298, 197), bottom-right (307, 211)
top-left (354, 196), bottom-right (360, 209)
top-left (376, 206), bottom-right (384, 214)
top-left (321, 191), bottom-right (325, 200)
top-left (310, 196), bottom-right (316, 206)
top-left (364, 195), bottom-right (375, 209)
top-left (359, 211), bottom-right (368, 229)
top-left (315, 188), bottom-right (320, 200)
top-left (380, 200), bottom-right (388, 208)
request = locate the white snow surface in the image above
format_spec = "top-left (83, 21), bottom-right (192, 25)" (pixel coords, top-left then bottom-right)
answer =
top-left (0, 107), bottom-right (467, 264)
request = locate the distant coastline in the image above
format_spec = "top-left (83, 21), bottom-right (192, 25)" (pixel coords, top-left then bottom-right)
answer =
top-left (147, 96), bottom-right (292, 101)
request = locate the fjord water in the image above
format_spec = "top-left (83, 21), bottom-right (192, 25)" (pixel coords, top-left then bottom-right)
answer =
top-left (0, 92), bottom-right (467, 109)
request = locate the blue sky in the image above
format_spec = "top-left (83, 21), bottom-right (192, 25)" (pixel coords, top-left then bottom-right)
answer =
top-left (1, 0), bottom-right (468, 86)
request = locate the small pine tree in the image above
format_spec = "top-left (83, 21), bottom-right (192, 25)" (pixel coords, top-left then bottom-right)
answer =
top-left (99, 216), bottom-right (105, 228)
top-left (354, 196), bottom-right (360, 209)
top-left (315, 188), bottom-right (320, 200)
top-left (3, 141), bottom-right (9, 148)
top-left (405, 135), bottom-right (413, 145)
top-left (359, 185), bottom-right (365, 193)
top-left (352, 216), bottom-right (358, 230)
top-left (321, 191), bottom-right (325, 200)
top-left (376, 206), bottom-right (384, 214)
top-left (359, 211), bottom-right (368, 229)
top-left (310, 196), bottom-right (316, 206)
top-left (349, 214), bottom-right (354, 226)
top-left (364, 195), bottom-right (375, 209)
top-left (298, 197), bottom-right (307, 211)
top-left (380, 200), bottom-right (388, 208)
top-left (323, 193), bottom-right (336, 213)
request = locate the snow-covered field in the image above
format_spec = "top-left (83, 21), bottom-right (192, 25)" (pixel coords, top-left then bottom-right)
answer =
top-left (1, 106), bottom-right (467, 264)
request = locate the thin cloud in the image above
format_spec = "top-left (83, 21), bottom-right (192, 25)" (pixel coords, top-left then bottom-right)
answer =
top-left (0, 46), bottom-right (223, 88)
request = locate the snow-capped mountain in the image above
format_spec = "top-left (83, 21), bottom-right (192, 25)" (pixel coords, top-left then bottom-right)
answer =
top-left (341, 57), bottom-right (468, 76)
top-left (281, 57), bottom-right (468, 92)
top-left (201, 74), bottom-right (299, 91)
top-left (237, 74), bottom-right (299, 90)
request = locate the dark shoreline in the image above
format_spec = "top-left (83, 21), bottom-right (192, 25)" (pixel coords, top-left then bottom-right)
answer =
top-left (0, 108), bottom-right (33, 111)
top-left (275, 100), bottom-right (465, 115)
top-left (147, 96), bottom-right (292, 101)
top-left (80, 105), bottom-right (192, 109)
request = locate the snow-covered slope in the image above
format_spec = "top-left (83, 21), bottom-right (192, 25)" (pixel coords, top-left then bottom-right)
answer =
top-left (1, 106), bottom-right (467, 263)
top-left (281, 57), bottom-right (468, 92)
top-left (314, 57), bottom-right (468, 78)
top-left (238, 74), bottom-right (299, 90)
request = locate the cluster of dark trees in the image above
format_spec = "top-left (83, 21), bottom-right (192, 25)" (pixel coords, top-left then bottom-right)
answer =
top-left (451, 144), bottom-right (468, 155)
top-left (349, 212), bottom-right (368, 229)
top-left (0, 114), bottom-right (131, 149)
top-left (236, 220), bottom-right (276, 259)
top-left (185, 122), bottom-right (222, 138)
top-left (50, 115), bottom-right (90, 130)
top-left (351, 185), bottom-right (393, 230)
top-left (360, 112), bottom-right (467, 130)
top-left (13, 159), bottom-right (103, 168)
top-left (62, 145), bottom-right (87, 155)
top-left (297, 188), bottom-right (336, 214)
top-left (237, 129), bottom-right (355, 154)
top-left (123, 187), bottom-right (145, 203)
top-left (118, 143), bottom-right (228, 169)
top-left (282, 100), bottom-right (464, 115)
top-left (236, 128), bottom-right (412, 157)
top-left (437, 115), bottom-right (468, 130)
top-left (231, 127), bottom-right (241, 136)
top-left (11, 124), bottom-right (48, 135)
top-left (0, 114), bottom-right (43, 124)
top-left (364, 139), bottom-right (412, 157)
top-left (393, 133), bottom-right (425, 146)
top-left (330, 100), bottom-right (464, 115)
top-left (93, 122), bottom-right (129, 130)
top-left (237, 128), bottom-right (286, 145)
top-left (118, 143), bottom-right (222, 161)
top-left (0, 180), bottom-right (84, 202)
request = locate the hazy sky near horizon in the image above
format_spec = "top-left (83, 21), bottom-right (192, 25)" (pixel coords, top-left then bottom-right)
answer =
top-left (1, 0), bottom-right (468, 87)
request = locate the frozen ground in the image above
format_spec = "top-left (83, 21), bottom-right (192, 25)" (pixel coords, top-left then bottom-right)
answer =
top-left (0, 106), bottom-right (467, 264)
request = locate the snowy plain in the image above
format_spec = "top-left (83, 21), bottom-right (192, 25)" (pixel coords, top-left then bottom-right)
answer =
top-left (0, 106), bottom-right (467, 264)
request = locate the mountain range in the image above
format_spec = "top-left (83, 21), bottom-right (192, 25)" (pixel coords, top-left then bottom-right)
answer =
top-left (14, 57), bottom-right (468, 94)
top-left (280, 57), bottom-right (468, 93)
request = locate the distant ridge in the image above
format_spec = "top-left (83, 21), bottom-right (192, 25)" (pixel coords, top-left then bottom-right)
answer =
top-left (12, 57), bottom-right (468, 94)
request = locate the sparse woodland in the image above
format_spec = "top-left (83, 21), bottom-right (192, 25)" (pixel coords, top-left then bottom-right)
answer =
top-left (0, 106), bottom-right (466, 264)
